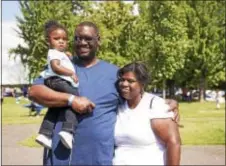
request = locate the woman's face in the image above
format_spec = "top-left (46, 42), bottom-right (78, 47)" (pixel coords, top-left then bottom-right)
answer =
top-left (118, 71), bottom-right (143, 101)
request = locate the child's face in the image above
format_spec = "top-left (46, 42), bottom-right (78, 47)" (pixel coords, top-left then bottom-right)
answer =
top-left (48, 28), bottom-right (68, 52)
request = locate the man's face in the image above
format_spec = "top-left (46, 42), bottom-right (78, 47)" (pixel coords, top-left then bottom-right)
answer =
top-left (74, 25), bottom-right (99, 61)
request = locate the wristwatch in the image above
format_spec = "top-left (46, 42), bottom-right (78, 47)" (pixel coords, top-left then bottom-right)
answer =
top-left (68, 95), bottom-right (75, 106)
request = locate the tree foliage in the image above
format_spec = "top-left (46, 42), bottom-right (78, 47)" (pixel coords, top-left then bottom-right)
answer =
top-left (178, 1), bottom-right (225, 101)
top-left (88, 1), bottom-right (138, 67)
top-left (10, 1), bottom-right (225, 100)
top-left (9, 1), bottom-right (83, 80)
top-left (145, 1), bottom-right (189, 85)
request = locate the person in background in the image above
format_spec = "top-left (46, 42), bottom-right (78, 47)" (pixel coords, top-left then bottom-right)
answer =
top-left (35, 20), bottom-right (80, 150)
top-left (13, 87), bottom-right (22, 104)
top-left (114, 62), bottom-right (181, 165)
top-left (1, 87), bottom-right (4, 103)
top-left (21, 85), bottom-right (28, 98)
top-left (215, 89), bottom-right (221, 109)
top-left (28, 21), bottom-right (179, 165)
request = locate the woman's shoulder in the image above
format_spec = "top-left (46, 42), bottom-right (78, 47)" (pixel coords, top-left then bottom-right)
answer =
top-left (117, 101), bottom-right (127, 113)
top-left (143, 92), bottom-right (165, 105)
top-left (143, 92), bottom-right (169, 110)
top-left (144, 92), bottom-right (173, 119)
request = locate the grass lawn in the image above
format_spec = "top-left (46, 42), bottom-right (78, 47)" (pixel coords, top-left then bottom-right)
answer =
top-left (2, 97), bottom-right (225, 147)
top-left (2, 97), bottom-right (47, 125)
top-left (179, 101), bottom-right (225, 145)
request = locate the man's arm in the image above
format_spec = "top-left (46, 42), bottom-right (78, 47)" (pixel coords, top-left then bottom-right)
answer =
top-left (29, 84), bottom-right (70, 107)
top-left (29, 84), bottom-right (95, 114)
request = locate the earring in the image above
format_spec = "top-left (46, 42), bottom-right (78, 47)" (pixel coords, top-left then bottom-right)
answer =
top-left (141, 88), bottom-right (144, 97)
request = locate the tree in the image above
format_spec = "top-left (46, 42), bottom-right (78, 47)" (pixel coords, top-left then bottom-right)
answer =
top-left (10, 0), bottom-right (225, 96)
top-left (10, 1), bottom-right (139, 78)
top-left (9, 1), bottom-right (84, 80)
top-left (144, 1), bottom-right (189, 98)
top-left (180, 0), bottom-right (225, 101)
top-left (84, 1), bottom-right (138, 67)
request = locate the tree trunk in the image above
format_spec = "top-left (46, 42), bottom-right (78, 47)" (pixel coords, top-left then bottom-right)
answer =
top-left (199, 76), bottom-right (205, 102)
top-left (167, 79), bottom-right (175, 98)
top-left (162, 80), bottom-right (166, 99)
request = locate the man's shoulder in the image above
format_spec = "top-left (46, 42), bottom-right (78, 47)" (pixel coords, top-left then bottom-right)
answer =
top-left (97, 61), bottom-right (119, 77)
top-left (99, 60), bottom-right (119, 71)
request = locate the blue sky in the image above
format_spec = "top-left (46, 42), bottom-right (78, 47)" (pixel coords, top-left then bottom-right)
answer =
top-left (2, 1), bottom-right (21, 21)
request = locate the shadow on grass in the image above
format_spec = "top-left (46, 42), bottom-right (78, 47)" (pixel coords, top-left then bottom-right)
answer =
top-left (20, 113), bottom-right (45, 117)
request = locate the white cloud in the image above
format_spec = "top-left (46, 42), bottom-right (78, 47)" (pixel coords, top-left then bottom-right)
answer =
top-left (2, 21), bottom-right (29, 85)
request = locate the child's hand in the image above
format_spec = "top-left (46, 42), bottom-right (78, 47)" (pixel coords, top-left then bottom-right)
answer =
top-left (71, 74), bottom-right (78, 83)
top-left (66, 51), bottom-right (72, 58)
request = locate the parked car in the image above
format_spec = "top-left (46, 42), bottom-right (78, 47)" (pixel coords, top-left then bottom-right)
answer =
top-left (3, 88), bottom-right (14, 97)
top-left (205, 90), bottom-right (225, 103)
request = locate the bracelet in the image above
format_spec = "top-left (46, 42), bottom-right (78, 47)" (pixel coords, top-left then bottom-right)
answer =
top-left (68, 95), bottom-right (75, 106)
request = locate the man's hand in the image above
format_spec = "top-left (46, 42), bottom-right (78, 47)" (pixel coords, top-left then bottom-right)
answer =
top-left (165, 99), bottom-right (180, 123)
top-left (71, 96), bottom-right (95, 114)
top-left (65, 51), bottom-right (72, 57)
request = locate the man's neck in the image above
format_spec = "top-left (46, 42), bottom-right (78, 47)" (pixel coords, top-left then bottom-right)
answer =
top-left (76, 57), bottom-right (99, 68)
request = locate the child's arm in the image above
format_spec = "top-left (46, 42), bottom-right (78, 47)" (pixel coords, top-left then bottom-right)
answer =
top-left (51, 59), bottom-right (74, 76)
top-left (51, 60), bottom-right (78, 83)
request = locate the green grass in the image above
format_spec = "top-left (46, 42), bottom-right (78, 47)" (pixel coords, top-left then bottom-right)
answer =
top-left (19, 134), bottom-right (41, 148)
top-left (179, 101), bottom-right (225, 145)
top-left (2, 98), bottom-right (225, 147)
top-left (2, 97), bottom-right (47, 125)
top-left (2, 97), bottom-right (46, 148)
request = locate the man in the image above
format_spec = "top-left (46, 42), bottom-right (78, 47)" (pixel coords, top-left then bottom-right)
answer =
top-left (29, 21), bottom-right (179, 165)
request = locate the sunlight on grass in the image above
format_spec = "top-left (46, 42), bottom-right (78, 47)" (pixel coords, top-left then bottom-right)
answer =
top-left (19, 134), bottom-right (41, 148)
top-left (2, 98), bottom-right (225, 146)
top-left (2, 97), bottom-right (47, 125)
top-left (179, 101), bottom-right (225, 145)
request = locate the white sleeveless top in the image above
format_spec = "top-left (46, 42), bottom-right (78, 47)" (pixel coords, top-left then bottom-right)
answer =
top-left (114, 92), bottom-right (174, 165)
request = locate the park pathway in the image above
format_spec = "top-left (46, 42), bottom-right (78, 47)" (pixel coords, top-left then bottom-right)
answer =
top-left (2, 124), bottom-right (225, 165)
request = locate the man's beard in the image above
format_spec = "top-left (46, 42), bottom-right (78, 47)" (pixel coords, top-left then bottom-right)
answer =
top-left (76, 51), bottom-right (96, 61)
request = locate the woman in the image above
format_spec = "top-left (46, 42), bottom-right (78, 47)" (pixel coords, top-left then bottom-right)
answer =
top-left (114, 62), bottom-right (181, 165)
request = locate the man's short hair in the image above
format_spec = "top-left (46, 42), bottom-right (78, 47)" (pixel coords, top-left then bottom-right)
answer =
top-left (77, 21), bottom-right (99, 35)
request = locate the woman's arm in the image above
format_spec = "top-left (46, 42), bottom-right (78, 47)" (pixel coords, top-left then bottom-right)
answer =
top-left (151, 118), bottom-right (181, 165)
top-left (29, 84), bottom-right (95, 114)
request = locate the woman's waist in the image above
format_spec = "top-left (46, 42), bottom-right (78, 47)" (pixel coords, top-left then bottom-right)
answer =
top-left (115, 143), bottom-right (165, 155)
top-left (114, 144), bottom-right (165, 165)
